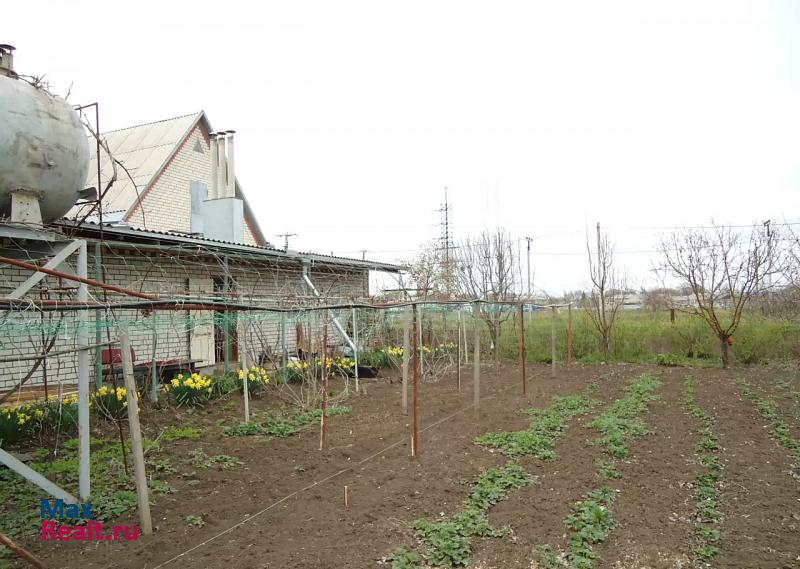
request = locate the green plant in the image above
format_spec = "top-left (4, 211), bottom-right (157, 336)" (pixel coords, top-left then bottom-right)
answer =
top-left (655, 353), bottom-right (680, 367)
top-left (223, 406), bottom-right (351, 438)
top-left (685, 376), bottom-right (724, 561)
top-left (237, 367), bottom-right (270, 394)
top-left (168, 373), bottom-right (215, 406)
top-left (737, 378), bottom-right (800, 462)
top-left (589, 374), bottom-right (661, 459)
top-left (384, 547), bottom-right (421, 569)
top-left (476, 394), bottom-right (597, 459)
top-left (188, 448), bottom-right (241, 469)
top-left (162, 425), bottom-right (203, 441)
top-left (560, 488), bottom-right (616, 569)
top-left (595, 459), bottom-right (621, 479)
top-left (185, 515), bottom-right (205, 528)
top-left (91, 385), bottom-right (132, 421)
top-left (695, 546), bottom-right (720, 560)
top-left (407, 462), bottom-right (535, 567)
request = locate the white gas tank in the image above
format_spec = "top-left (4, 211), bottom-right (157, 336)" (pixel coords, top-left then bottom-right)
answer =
top-left (0, 45), bottom-right (90, 224)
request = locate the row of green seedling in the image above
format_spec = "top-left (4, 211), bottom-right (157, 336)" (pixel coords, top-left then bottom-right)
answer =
top-left (685, 376), bottom-right (723, 562)
top-left (537, 374), bottom-right (661, 568)
top-left (223, 406), bottom-right (351, 437)
top-left (475, 393), bottom-right (599, 459)
top-left (736, 378), bottom-right (800, 464)
top-left (386, 462), bottom-right (536, 568)
top-left (538, 488), bottom-right (616, 569)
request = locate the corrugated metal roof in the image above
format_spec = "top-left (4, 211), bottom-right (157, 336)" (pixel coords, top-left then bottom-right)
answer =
top-left (69, 112), bottom-right (202, 217)
top-left (54, 219), bottom-right (405, 273)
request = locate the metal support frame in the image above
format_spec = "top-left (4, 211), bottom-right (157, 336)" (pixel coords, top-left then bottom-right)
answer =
top-left (301, 262), bottom-right (357, 357)
top-left (1, 228), bottom-right (91, 501)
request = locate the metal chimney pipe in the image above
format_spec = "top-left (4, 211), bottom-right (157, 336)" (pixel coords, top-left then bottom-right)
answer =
top-left (225, 130), bottom-right (236, 198)
top-left (0, 44), bottom-right (15, 78)
top-left (216, 132), bottom-right (227, 200)
top-left (209, 134), bottom-right (218, 199)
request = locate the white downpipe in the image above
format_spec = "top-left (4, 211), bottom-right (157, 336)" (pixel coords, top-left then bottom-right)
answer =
top-left (302, 268), bottom-right (357, 357)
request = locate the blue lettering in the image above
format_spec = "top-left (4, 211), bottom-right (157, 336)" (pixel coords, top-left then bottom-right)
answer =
top-left (40, 499), bottom-right (63, 519)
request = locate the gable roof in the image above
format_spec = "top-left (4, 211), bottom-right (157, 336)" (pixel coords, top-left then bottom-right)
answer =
top-left (71, 111), bottom-right (268, 246)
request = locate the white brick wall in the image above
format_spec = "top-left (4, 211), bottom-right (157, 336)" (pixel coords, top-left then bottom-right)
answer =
top-left (0, 244), bottom-right (368, 391)
top-left (126, 125), bottom-right (260, 246)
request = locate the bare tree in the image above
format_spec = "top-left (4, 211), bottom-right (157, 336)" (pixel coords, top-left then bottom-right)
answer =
top-left (452, 228), bottom-right (520, 360)
top-left (658, 222), bottom-right (776, 369)
top-left (408, 241), bottom-right (447, 299)
top-left (586, 223), bottom-right (627, 358)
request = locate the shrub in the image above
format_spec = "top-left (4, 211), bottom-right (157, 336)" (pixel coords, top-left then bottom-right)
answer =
top-left (655, 353), bottom-right (680, 367)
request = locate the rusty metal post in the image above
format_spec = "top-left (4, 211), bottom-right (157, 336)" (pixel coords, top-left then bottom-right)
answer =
top-left (519, 304), bottom-right (526, 395)
top-left (550, 306), bottom-right (557, 378)
top-left (412, 303), bottom-right (419, 456)
top-left (320, 310), bottom-right (329, 451)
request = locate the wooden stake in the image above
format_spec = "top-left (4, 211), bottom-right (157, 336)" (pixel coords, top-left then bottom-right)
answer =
top-left (456, 313), bottom-right (462, 392)
top-left (0, 531), bottom-right (47, 569)
top-left (567, 303), bottom-right (574, 369)
top-left (412, 304), bottom-right (420, 456)
top-left (344, 485), bottom-right (349, 510)
top-left (519, 304), bottom-right (526, 395)
top-left (401, 306), bottom-right (410, 415)
top-left (242, 365), bottom-right (250, 424)
top-left (118, 325), bottom-right (153, 536)
top-left (320, 310), bottom-right (329, 451)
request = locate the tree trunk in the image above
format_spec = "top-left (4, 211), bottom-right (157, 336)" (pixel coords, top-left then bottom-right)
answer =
top-left (489, 324), bottom-right (500, 363)
top-left (720, 336), bottom-right (729, 369)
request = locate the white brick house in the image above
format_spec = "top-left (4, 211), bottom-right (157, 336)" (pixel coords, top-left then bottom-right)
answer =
top-left (0, 113), bottom-right (401, 394)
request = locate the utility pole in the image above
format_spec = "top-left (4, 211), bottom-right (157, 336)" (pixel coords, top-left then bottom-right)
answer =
top-left (525, 236), bottom-right (533, 298)
top-left (276, 232), bottom-right (298, 251)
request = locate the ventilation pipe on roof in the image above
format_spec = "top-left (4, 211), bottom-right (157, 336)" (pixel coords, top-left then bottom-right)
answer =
top-left (216, 132), bottom-right (227, 200)
top-left (0, 44), bottom-right (15, 78)
top-left (209, 134), bottom-right (219, 199)
top-left (225, 130), bottom-right (235, 198)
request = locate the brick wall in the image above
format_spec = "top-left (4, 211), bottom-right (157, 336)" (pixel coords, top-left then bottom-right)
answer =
top-left (0, 243), bottom-right (369, 391)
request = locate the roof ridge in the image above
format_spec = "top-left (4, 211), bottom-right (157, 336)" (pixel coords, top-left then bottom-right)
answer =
top-left (101, 111), bottom-right (203, 135)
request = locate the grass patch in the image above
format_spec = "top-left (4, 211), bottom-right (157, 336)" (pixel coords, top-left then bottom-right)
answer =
top-left (475, 395), bottom-right (598, 459)
top-left (589, 374), bottom-right (661, 460)
top-left (223, 406), bottom-right (351, 438)
top-left (162, 425), bottom-right (203, 441)
top-left (188, 448), bottom-right (241, 469)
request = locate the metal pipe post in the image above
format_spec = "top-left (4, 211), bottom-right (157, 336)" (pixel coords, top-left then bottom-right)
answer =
top-left (411, 304), bottom-right (419, 455)
top-left (77, 240), bottom-right (90, 500)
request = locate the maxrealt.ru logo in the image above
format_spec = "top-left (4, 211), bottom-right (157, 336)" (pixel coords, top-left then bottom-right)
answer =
top-left (40, 499), bottom-right (139, 541)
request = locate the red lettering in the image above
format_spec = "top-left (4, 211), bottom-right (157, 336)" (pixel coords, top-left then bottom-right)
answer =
top-left (92, 520), bottom-right (104, 541)
top-left (71, 525), bottom-right (87, 541)
top-left (40, 520), bottom-right (56, 540)
top-left (57, 526), bottom-right (71, 540)
top-left (113, 526), bottom-right (123, 540)
top-left (123, 526), bottom-right (138, 541)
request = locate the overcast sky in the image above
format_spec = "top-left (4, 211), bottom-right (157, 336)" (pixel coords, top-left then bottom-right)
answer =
top-left (6, 0), bottom-right (800, 294)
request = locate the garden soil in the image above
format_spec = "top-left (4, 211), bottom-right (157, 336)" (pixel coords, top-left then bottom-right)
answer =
top-left (15, 363), bottom-right (800, 569)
